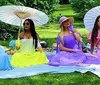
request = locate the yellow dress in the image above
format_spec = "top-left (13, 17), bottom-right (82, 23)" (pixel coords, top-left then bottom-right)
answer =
top-left (11, 39), bottom-right (48, 67)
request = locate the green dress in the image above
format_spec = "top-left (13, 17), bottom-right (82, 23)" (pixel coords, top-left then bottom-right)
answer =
top-left (11, 39), bottom-right (48, 67)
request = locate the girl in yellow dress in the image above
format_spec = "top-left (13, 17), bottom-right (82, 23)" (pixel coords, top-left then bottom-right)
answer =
top-left (11, 19), bottom-right (48, 67)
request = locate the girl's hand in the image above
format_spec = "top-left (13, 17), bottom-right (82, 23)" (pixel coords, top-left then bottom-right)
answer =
top-left (69, 25), bottom-right (74, 32)
top-left (15, 39), bottom-right (21, 50)
top-left (6, 50), bottom-right (16, 55)
top-left (37, 47), bottom-right (43, 52)
top-left (73, 48), bottom-right (81, 52)
top-left (73, 29), bottom-right (78, 33)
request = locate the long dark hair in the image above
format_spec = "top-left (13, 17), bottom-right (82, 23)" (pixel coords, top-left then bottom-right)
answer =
top-left (91, 15), bottom-right (100, 53)
top-left (24, 19), bottom-right (37, 49)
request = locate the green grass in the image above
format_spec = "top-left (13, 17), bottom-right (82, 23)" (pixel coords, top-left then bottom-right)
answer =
top-left (0, 72), bottom-right (100, 85)
top-left (73, 21), bottom-right (85, 28)
top-left (53, 4), bottom-right (76, 17)
top-left (37, 29), bottom-right (58, 38)
top-left (0, 40), bottom-right (9, 47)
top-left (36, 28), bottom-right (88, 38)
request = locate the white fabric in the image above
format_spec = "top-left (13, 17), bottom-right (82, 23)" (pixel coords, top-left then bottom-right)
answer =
top-left (0, 46), bottom-right (100, 79)
top-left (84, 6), bottom-right (100, 32)
top-left (0, 6), bottom-right (49, 26)
top-left (0, 64), bottom-right (96, 79)
top-left (0, 55), bottom-right (100, 79)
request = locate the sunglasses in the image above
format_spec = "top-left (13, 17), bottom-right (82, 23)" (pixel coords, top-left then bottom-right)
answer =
top-left (23, 22), bottom-right (30, 26)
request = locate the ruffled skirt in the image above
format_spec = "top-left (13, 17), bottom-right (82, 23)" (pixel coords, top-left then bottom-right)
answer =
top-left (11, 52), bottom-right (48, 67)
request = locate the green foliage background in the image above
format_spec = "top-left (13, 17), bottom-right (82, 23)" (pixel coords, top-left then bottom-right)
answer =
top-left (70, 0), bottom-right (100, 19)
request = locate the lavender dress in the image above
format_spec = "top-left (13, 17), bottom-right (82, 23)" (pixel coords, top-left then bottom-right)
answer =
top-left (48, 34), bottom-right (100, 66)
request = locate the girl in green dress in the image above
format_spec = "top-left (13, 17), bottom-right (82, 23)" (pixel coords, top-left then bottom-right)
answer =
top-left (11, 19), bottom-right (48, 67)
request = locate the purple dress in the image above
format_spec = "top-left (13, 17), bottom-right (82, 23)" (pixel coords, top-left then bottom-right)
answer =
top-left (48, 34), bottom-right (100, 66)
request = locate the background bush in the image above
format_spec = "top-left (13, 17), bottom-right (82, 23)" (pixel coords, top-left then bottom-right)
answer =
top-left (70, 0), bottom-right (100, 19)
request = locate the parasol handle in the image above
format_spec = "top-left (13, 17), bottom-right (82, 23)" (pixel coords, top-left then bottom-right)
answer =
top-left (16, 19), bottom-right (23, 49)
top-left (18, 19), bottom-right (22, 40)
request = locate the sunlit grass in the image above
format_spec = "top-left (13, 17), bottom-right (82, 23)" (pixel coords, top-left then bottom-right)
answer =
top-left (0, 72), bottom-right (100, 85)
top-left (36, 28), bottom-right (88, 38)
top-left (53, 4), bottom-right (76, 17)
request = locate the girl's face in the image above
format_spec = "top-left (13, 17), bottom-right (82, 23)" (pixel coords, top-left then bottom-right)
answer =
top-left (23, 20), bottom-right (30, 31)
top-left (62, 19), bottom-right (70, 29)
top-left (97, 18), bottom-right (100, 28)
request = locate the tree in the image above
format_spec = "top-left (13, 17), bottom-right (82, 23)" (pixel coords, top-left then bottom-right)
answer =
top-left (18, 0), bottom-right (60, 22)
top-left (37, 0), bottom-right (60, 15)
top-left (18, 0), bottom-right (60, 15)
top-left (0, 0), bottom-right (10, 6)
top-left (70, 0), bottom-right (100, 19)
top-left (0, 0), bottom-right (22, 40)
top-left (0, 0), bottom-right (22, 6)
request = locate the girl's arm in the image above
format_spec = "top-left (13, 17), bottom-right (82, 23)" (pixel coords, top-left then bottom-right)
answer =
top-left (88, 31), bottom-right (93, 54)
top-left (15, 33), bottom-right (23, 50)
top-left (38, 47), bottom-right (43, 52)
top-left (37, 41), bottom-right (44, 52)
top-left (36, 33), bottom-right (44, 52)
top-left (88, 31), bottom-right (92, 43)
top-left (73, 29), bottom-right (82, 42)
top-left (57, 33), bottom-right (74, 52)
top-left (59, 43), bottom-right (74, 52)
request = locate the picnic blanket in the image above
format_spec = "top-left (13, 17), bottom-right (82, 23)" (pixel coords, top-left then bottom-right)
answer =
top-left (0, 46), bottom-right (100, 79)
top-left (0, 64), bottom-right (97, 79)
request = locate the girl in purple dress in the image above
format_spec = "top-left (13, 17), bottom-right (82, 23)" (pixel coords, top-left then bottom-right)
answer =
top-left (48, 16), bottom-right (100, 66)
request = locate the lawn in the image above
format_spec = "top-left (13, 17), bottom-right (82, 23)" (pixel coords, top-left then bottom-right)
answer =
top-left (53, 4), bottom-right (76, 17)
top-left (0, 72), bottom-right (100, 85)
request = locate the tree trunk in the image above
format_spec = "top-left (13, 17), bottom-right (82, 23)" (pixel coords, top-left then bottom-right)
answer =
top-left (60, 0), bottom-right (69, 4)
